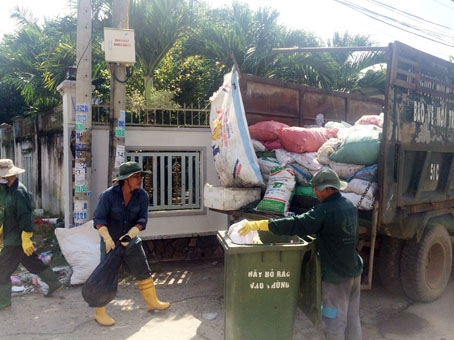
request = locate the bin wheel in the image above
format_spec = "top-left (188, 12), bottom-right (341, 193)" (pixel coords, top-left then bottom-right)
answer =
top-left (400, 224), bottom-right (452, 302)
top-left (376, 236), bottom-right (404, 295)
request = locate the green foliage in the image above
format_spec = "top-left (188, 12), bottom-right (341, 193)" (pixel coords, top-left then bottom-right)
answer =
top-left (126, 89), bottom-right (146, 113)
top-left (130, 0), bottom-right (192, 105)
top-left (0, 2), bottom-right (110, 120)
top-left (0, 21), bottom-right (55, 113)
top-left (126, 87), bottom-right (179, 111)
top-left (0, 0), bottom-right (391, 124)
top-left (153, 41), bottom-right (225, 105)
top-left (184, 1), bottom-right (386, 94)
top-left (323, 32), bottom-right (386, 92)
top-left (0, 82), bottom-right (27, 123)
top-left (147, 89), bottom-right (180, 108)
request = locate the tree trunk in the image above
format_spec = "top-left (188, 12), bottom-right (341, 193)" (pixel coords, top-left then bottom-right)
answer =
top-left (144, 75), bottom-right (153, 106)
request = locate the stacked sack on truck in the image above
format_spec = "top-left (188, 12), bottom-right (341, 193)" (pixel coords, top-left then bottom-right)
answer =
top-left (249, 114), bottom-right (382, 214)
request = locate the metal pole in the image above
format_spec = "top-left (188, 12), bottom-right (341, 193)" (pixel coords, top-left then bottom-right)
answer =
top-left (108, 0), bottom-right (129, 184)
top-left (73, 0), bottom-right (93, 226)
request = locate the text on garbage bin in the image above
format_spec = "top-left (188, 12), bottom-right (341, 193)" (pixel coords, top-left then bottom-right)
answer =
top-left (248, 269), bottom-right (291, 289)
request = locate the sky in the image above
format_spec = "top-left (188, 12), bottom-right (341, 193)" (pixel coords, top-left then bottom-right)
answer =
top-left (0, 0), bottom-right (453, 60)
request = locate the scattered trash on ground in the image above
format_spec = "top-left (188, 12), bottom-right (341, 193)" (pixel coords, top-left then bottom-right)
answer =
top-left (10, 265), bottom-right (71, 296)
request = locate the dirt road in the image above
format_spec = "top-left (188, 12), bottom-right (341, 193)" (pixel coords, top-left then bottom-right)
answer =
top-left (0, 259), bottom-right (453, 340)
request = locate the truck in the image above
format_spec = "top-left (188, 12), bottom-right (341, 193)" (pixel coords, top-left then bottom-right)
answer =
top-left (212, 41), bottom-right (454, 303)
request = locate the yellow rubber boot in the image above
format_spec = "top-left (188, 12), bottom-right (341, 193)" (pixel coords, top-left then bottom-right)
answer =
top-left (138, 277), bottom-right (170, 311)
top-left (94, 307), bottom-right (115, 326)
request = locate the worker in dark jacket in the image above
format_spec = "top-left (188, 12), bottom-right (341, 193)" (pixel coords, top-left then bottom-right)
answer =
top-left (92, 161), bottom-right (170, 326)
top-left (239, 168), bottom-right (363, 340)
top-left (0, 159), bottom-right (62, 311)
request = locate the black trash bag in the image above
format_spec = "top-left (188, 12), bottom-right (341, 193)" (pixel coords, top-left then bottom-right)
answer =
top-left (82, 244), bottom-right (126, 307)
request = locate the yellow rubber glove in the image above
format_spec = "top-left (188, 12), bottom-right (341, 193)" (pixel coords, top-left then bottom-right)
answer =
top-left (21, 231), bottom-right (35, 256)
top-left (98, 226), bottom-right (115, 253)
top-left (0, 225), bottom-right (3, 246)
top-left (238, 220), bottom-right (269, 236)
top-left (120, 226), bottom-right (140, 246)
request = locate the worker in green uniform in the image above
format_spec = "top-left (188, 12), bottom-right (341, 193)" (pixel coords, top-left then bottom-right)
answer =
top-left (239, 168), bottom-right (363, 340)
top-left (0, 159), bottom-right (62, 310)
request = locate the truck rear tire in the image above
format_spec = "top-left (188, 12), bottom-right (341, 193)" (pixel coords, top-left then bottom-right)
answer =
top-left (400, 224), bottom-right (452, 302)
top-left (376, 236), bottom-right (404, 295)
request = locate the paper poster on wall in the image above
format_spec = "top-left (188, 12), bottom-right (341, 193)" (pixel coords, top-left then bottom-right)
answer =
top-left (75, 113), bottom-right (87, 131)
top-left (76, 113), bottom-right (87, 122)
top-left (75, 163), bottom-right (87, 193)
top-left (75, 103), bottom-right (89, 131)
top-left (119, 110), bottom-right (126, 127)
top-left (115, 145), bottom-right (125, 168)
top-left (76, 103), bottom-right (89, 112)
top-left (115, 127), bottom-right (125, 137)
top-left (73, 200), bottom-right (88, 226)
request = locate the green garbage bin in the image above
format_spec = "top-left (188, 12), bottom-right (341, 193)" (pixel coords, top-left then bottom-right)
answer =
top-left (218, 230), bottom-right (315, 340)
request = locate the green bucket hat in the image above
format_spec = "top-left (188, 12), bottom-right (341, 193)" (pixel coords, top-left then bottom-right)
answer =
top-left (311, 168), bottom-right (347, 191)
top-left (115, 161), bottom-right (151, 181)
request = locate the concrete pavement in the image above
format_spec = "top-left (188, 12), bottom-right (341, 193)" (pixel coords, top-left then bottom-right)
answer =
top-left (1, 258), bottom-right (453, 340)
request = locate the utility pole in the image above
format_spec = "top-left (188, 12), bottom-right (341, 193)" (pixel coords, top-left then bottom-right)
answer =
top-left (73, 0), bottom-right (93, 226)
top-left (108, 0), bottom-right (130, 183)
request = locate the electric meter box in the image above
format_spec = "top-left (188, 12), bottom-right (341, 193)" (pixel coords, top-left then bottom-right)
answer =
top-left (103, 28), bottom-right (136, 64)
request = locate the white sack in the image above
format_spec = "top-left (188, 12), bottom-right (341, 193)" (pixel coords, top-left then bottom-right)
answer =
top-left (55, 220), bottom-right (100, 285)
top-left (345, 178), bottom-right (378, 200)
top-left (341, 192), bottom-right (375, 210)
top-left (209, 66), bottom-right (264, 187)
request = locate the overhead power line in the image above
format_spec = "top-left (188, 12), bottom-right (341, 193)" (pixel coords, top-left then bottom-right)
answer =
top-left (333, 0), bottom-right (454, 48)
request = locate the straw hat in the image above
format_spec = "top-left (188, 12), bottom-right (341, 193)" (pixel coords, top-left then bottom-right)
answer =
top-left (0, 159), bottom-right (25, 178)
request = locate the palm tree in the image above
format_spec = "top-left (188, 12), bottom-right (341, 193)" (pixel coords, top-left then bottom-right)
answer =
top-left (189, 2), bottom-right (273, 74)
top-left (0, 10), bottom-right (57, 113)
top-left (0, 82), bottom-right (26, 123)
top-left (324, 32), bottom-right (386, 92)
top-left (0, 1), bottom-right (112, 118)
top-left (190, 3), bottom-right (386, 94)
top-left (130, 0), bottom-right (192, 105)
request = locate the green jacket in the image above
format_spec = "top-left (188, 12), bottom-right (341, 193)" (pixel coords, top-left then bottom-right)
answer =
top-left (2, 179), bottom-right (33, 246)
top-left (268, 192), bottom-right (363, 283)
top-left (0, 184), bottom-right (5, 225)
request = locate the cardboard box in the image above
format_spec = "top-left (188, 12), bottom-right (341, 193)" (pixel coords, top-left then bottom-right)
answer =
top-left (203, 184), bottom-right (261, 211)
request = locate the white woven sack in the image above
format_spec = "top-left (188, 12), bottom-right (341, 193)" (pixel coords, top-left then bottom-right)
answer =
top-left (209, 66), bottom-right (264, 187)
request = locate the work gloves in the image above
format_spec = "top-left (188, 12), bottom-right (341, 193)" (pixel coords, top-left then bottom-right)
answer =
top-left (21, 231), bottom-right (35, 256)
top-left (120, 226), bottom-right (140, 246)
top-left (98, 226), bottom-right (115, 253)
top-left (98, 226), bottom-right (141, 252)
top-left (238, 220), bottom-right (269, 236)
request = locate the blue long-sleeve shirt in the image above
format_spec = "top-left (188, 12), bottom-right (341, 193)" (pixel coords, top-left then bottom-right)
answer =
top-left (268, 192), bottom-right (363, 283)
top-left (93, 184), bottom-right (149, 242)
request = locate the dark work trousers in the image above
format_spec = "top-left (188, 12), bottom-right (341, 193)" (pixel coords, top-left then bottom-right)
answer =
top-left (100, 236), bottom-right (151, 281)
top-left (322, 276), bottom-right (362, 340)
top-left (0, 246), bottom-right (48, 284)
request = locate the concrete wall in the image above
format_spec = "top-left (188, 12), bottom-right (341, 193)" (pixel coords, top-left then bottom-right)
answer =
top-left (0, 132), bottom-right (65, 217)
top-left (91, 125), bottom-right (228, 239)
top-left (39, 133), bottom-right (65, 216)
top-left (0, 121), bottom-right (229, 239)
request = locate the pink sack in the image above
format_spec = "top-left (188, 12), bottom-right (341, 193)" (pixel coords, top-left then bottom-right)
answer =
top-left (279, 127), bottom-right (335, 153)
top-left (249, 120), bottom-right (290, 141)
top-left (262, 139), bottom-right (282, 151)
